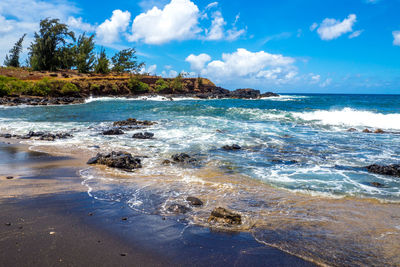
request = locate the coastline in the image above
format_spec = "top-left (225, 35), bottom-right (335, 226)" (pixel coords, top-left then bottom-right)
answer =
top-left (0, 141), bottom-right (313, 266)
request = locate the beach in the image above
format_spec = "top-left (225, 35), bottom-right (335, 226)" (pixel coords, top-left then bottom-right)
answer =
top-left (0, 142), bottom-right (312, 266)
top-left (0, 95), bottom-right (400, 266)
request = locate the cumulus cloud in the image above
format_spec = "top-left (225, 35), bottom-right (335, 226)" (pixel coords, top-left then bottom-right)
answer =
top-left (129, 0), bottom-right (201, 45)
top-left (393, 31), bottom-right (400, 46)
top-left (129, 0), bottom-right (245, 44)
top-left (187, 48), bottom-right (297, 84)
top-left (314, 14), bottom-right (357, 40)
top-left (96, 10), bottom-right (131, 44)
top-left (185, 53), bottom-right (212, 72)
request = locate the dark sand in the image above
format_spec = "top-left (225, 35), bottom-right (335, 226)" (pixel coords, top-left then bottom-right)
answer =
top-left (0, 142), bottom-right (314, 266)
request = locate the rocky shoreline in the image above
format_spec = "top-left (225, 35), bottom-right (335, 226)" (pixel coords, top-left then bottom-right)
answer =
top-left (0, 88), bottom-right (279, 106)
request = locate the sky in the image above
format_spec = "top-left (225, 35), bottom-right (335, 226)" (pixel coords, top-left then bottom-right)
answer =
top-left (0, 0), bottom-right (400, 94)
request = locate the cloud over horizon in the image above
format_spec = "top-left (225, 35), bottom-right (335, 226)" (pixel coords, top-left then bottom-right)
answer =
top-left (312, 14), bottom-right (358, 40)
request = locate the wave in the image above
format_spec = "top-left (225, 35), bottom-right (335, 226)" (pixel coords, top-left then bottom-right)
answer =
top-left (292, 108), bottom-right (400, 130)
top-left (84, 95), bottom-right (201, 103)
top-left (260, 95), bottom-right (309, 101)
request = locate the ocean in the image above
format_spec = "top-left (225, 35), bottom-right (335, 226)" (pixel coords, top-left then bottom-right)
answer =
top-left (1, 94), bottom-right (399, 265)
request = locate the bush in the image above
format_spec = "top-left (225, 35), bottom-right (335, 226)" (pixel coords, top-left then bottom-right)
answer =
top-left (90, 84), bottom-right (100, 91)
top-left (30, 78), bottom-right (52, 96)
top-left (61, 82), bottom-right (79, 95)
top-left (128, 76), bottom-right (149, 93)
top-left (0, 75), bottom-right (32, 96)
top-left (170, 74), bottom-right (183, 92)
top-left (155, 79), bottom-right (169, 92)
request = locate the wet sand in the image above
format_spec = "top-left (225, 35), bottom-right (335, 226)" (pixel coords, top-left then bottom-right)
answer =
top-left (0, 142), bottom-right (313, 266)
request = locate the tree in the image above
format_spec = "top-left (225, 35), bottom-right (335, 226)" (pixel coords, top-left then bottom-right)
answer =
top-left (94, 47), bottom-right (110, 74)
top-left (76, 33), bottom-right (95, 73)
top-left (4, 34), bottom-right (26, 68)
top-left (29, 18), bottom-right (75, 71)
top-left (111, 48), bottom-right (144, 73)
top-left (58, 43), bottom-right (76, 70)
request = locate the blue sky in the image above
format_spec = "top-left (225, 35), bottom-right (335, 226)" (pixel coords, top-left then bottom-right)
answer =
top-left (0, 0), bottom-right (400, 93)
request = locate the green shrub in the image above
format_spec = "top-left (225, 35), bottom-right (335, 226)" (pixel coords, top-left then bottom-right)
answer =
top-left (61, 82), bottom-right (79, 95)
top-left (128, 76), bottom-right (149, 93)
top-left (155, 78), bottom-right (169, 92)
top-left (170, 74), bottom-right (183, 92)
top-left (112, 84), bottom-right (119, 93)
top-left (90, 84), bottom-right (100, 90)
top-left (31, 78), bottom-right (52, 96)
top-left (7, 80), bottom-right (32, 95)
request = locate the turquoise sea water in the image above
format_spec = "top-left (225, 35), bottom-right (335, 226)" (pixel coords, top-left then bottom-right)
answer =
top-left (1, 94), bottom-right (400, 201)
top-left (1, 94), bottom-right (400, 265)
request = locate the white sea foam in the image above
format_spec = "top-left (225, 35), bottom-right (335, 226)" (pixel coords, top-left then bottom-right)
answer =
top-left (292, 108), bottom-right (400, 130)
top-left (84, 95), bottom-right (201, 103)
top-left (261, 95), bottom-right (309, 101)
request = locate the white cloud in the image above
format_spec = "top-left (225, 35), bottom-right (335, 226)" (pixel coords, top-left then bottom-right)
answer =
top-left (96, 10), bottom-right (131, 44)
top-left (140, 64), bottom-right (157, 75)
top-left (188, 48), bottom-right (297, 85)
top-left (315, 14), bottom-right (357, 40)
top-left (393, 31), bottom-right (400, 46)
top-left (185, 53), bottom-right (212, 72)
top-left (67, 17), bottom-right (96, 33)
top-left (348, 30), bottom-right (363, 39)
top-left (206, 11), bottom-right (226, 40)
top-left (129, 0), bottom-right (201, 45)
top-left (162, 69), bottom-right (178, 78)
top-left (205, 2), bottom-right (219, 9)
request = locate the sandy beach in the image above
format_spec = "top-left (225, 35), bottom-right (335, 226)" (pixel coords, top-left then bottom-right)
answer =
top-left (0, 141), bottom-right (313, 266)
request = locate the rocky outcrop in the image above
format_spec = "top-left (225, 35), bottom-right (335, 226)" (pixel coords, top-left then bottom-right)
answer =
top-left (186, 197), bottom-right (203, 207)
top-left (0, 131), bottom-right (73, 141)
top-left (132, 132), bottom-right (154, 139)
top-left (208, 207), bottom-right (242, 225)
top-left (87, 151), bottom-right (142, 171)
top-left (222, 144), bottom-right (241, 151)
top-left (102, 128), bottom-right (124, 135)
top-left (0, 97), bottom-right (84, 106)
top-left (113, 118), bottom-right (157, 127)
top-left (366, 164), bottom-right (400, 177)
top-left (171, 153), bottom-right (197, 164)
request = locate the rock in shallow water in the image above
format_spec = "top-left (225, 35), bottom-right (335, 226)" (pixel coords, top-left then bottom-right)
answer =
top-left (222, 144), bottom-right (241, 151)
top-left (113, 118), bottom-right (157, 127)
top-left (366, 164), bottom-right (400, 177)
top-left (132, 132), bottom-right (154, 139)
top-left (166, 203), bottom-right (191, 214)
top-left (102, 128), bottom-right (124, 135)
top-left (87, 151), bottom-right (142, 171)
top-left (186, 196), bottom-right (203, 207)
top-left (370, 182), bottom-right (385, 188)
top-left (208, 207), bottom-right (242, 225)
top-left (171, 153), bottom-right (197, 164)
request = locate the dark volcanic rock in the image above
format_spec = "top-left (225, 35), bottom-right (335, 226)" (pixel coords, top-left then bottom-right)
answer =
top-left (166, 203), bottom-right (191, 214)
top-left (222, 144), bottom-right (241, 151)
top-left (87, 151), bottom-right (142, 171)
top-left (171, 153), bottom-right (197, 164)
top-left (161, 159), bottom-right (175, 165)
top-left (231, 88), bottom-right (261, 99)
top-left (370, 182), bottom-right (385, 188)
top-left (260, 92), bottom-right (280, 98)
top-left (0, 97), bottom-right (84, 106)
top-left (374, 129), bottom-right (385, 134)
top-left (113, 118), bottom-right (157, 127)
top-left (347, 128), bottom-right (357, 132)
top-left (363, 129), bottom-right (372, 133)
top-left (186, 196), bottom-right (203, 207)
top-left (103, 128), bottom-right (124, 135)
top-left (208, 207), bottom-right (242, 225)
top-left (132, 132), bottom-right (154, 139)
top-left (366, 164), bottom-right (400, 177)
